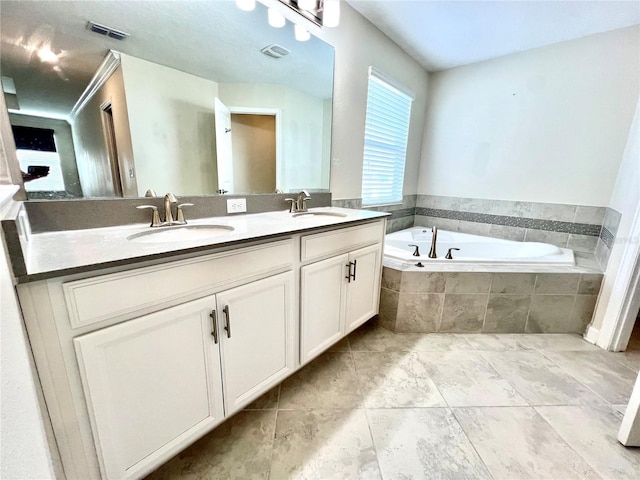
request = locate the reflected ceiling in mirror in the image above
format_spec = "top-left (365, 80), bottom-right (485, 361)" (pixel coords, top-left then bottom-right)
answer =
top-left (1, 0), bottom-right (334, 199)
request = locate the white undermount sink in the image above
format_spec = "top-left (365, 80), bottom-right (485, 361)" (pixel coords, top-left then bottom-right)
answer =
top-left (127, 224), bottom-right (235, 243)
top-left (291, 211), bottom-right (348, 218)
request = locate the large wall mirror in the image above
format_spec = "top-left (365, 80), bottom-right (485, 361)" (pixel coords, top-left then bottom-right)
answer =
top-left (1, 0), bottom-right (334, 199)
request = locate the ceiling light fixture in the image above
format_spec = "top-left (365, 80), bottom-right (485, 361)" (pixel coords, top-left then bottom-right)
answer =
top-left (268, 8), bottom-right (286, 28)
top-left (322, 0), bottom-right (340, 28)
top-left (236, 0), bottom-right (256, 12)
top-left (294, 24), bottom-right (310, 41)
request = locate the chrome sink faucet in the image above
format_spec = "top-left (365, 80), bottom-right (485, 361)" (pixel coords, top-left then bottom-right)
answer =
top-left (137, 192), bottom-right (193, 227)
top-left (285, 190), bottom-right (311, 213)
top-left (164, 192), bottom-right (178, 224)
top-left (297, 190), bottom-right (311, 212)
top-left (429, 226), bottom-right (438, 258)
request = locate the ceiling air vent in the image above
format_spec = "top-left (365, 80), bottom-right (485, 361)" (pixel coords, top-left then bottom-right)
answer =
top-left (260, 44), bottom-right (290, 59)
top-left (87, 21), bottom-right (129, 41)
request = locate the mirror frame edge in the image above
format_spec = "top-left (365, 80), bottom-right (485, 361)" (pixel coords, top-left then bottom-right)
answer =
top-left (0, 92), bottom-right (26, 200)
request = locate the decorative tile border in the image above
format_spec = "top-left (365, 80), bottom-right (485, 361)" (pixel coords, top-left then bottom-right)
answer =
top-left (415, 207), bottom-right (601, 236)
top-left (595, 207), bottom-right (622, 270)
top-left (600, 227), bottom-right (615, 249)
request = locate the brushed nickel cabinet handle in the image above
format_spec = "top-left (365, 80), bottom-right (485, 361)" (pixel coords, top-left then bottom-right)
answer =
top-left (209, 310), bottom-right (219, 344)
top-left (223, 305), bottom-right (231, 338)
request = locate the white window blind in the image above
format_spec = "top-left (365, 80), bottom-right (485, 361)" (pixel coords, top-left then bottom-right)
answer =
top-left (361, 69), bottom-right (413, 206)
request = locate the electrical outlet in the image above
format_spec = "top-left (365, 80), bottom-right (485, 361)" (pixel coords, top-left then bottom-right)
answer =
top-left (226, 198), bottom-right (247, 214)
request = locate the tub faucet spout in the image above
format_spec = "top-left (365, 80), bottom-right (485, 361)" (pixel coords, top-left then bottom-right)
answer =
top-left (429, 226), bottom-right (438, 258)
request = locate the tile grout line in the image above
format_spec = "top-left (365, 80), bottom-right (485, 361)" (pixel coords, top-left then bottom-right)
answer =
top-left (266, 408), bottom-right (280, 480)
top-left (474, 349), bottom-right (533, 408)
top-left (535, 349), bottom-right (617, 406)
top-left (349, 346), bottom-right (385, 479)
top-left (532, 405), bottom-right (607, 480)
top-left (522, 278), bottom-right (536, 333)
top-left (479, 275), bottom-right (493, 332)
top-left (449, 407), bottom-right (497, 480)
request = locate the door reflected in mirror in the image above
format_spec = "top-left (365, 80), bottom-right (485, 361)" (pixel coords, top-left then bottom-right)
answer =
top-left (1, 0), bottom-right (334, 199)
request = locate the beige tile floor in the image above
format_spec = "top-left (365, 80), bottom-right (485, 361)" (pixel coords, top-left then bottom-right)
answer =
top-left (147, 321), bottom-right (640, 480)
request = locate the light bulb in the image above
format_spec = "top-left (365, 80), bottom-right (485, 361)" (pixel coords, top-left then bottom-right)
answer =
top-left (294, 24), bottom-right (310, 41)
top-left (235, 0), bottom-right (255, 12)
top-left (323, 0), bottom-right (340, 28)
top-left (298, 0), bottom-right (316, 11)
top-left (268, 8), bottom-right (286, 28)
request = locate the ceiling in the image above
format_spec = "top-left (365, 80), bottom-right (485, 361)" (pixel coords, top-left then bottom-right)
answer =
top-left (0, 1), bottom-right (334, 119)
top-left (347, 0), bottom-right (640, 71)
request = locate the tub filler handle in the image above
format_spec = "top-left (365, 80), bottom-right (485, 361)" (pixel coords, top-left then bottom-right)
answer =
top-left (445, 248), bottom-right (460, 260)
top-left (409, 244), bottom-right (421, 257)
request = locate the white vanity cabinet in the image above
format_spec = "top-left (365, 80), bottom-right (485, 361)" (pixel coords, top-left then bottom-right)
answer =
top-left (300, 222), bottom-right (384, 364)
top-left (16, 216), bottom-right (386, 480)
top-left (74, 272), bottom-right (294, 479)
top-left (215, 272), bottom-right (295, 414)
top-left (74, 296), bottom-right (225, 479)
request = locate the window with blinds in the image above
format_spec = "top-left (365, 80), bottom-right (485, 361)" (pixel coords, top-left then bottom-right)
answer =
top-left (361, 69), bottom-right (413, 206)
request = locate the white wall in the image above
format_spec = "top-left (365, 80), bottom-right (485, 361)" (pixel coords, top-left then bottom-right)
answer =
top-left (218, 83), bottom-right (327, 193)
top-left (120, 54), bottom-right (219, 196)
top-left (591, 98), bottom-right (640, 333)
top-left (0, 187), bottom-right (56, 480)
top-left (313, 2), bottom-right (430, 200)
top-left (418, 25), bottom-right (640, 206)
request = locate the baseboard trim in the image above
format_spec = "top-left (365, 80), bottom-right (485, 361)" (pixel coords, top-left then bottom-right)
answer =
top-left (584, 325), bottom-right (600, 344)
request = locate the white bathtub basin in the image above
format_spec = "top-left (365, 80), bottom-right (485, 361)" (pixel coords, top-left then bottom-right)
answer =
top-left (385, 227), bottom-right (575, 266)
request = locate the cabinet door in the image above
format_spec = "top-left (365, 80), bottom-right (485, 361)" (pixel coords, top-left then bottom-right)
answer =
top-left (345, 244), bottom-right (382, 333)
top-left (300, 253), bottom-right (349, 364)
top-left (74, 296), bottom-right (224, 480)
top-left (216, 272), bottom-right (295, 414)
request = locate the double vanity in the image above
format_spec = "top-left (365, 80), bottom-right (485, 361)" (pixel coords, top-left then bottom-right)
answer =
top-left (13, 206), bottom-right (387, 479)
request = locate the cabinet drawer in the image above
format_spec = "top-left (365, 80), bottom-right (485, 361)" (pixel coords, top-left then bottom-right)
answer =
top-left (63, 239), bottom-right (294, 329)
top-left (301, 221), bottom-right (384, 263)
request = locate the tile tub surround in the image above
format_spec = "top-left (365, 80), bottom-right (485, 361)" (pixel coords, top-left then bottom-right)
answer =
top-left (379, 269), bottom-right (604, 334)
top-left (333, 194), bottom-right (416, 233)
top-left (595, 207), bottom-right (623, 270)
top-left (146, 325), bottom-right (640, 480)
top-left (415, 195), bottom-right (607, 254)
top-left (332, 194), bottom-right (611, 248)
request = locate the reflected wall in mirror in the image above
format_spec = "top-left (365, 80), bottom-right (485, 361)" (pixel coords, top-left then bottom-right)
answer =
top-left (1, 0), bottom-right (334, 199)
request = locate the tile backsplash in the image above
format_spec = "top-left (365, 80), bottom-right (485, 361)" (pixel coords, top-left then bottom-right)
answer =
top-left (333, 195), bottom-right (416, 234)
top-left (25, 193), bottom-right (332, 232)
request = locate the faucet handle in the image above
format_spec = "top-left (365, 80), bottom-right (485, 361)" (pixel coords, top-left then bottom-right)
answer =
top-left (137, 205), bottom-right (162, 227)
top-left (445, 248), bottom-right (460, 260)
top-left (284, 198), bottom-right (297, 213)
top-left (176, 203), bottom-right (194, 224)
